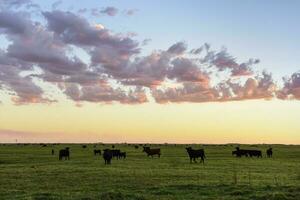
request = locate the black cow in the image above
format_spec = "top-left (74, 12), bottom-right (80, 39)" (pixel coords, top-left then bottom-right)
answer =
top-left (59, 148), bottom-right (70, 160)
top-left (51, 149), bottom-right (54, 155)
top-left (119, 152), bottom-right (126, 159)
top-left (82, 145), bottom-right (87, 149)
top-left (94, 149), bottom-right (101, 156)
top-left (232, 149), bottom-right (248, 157)
top-left (143, 147), bottom-right (161, 158)
top-left (185, 147), bottom-right (205, 164)
top-left (233, 147), bottom-right (262, 158)
top-left (111, 149), bottom-right (121, 159)
top-left (103, 149), bottom-right (113, 164)
top-left (247, 150), bottom-right (262, 158)
top-left (267, 148), bottom-right (273, 158)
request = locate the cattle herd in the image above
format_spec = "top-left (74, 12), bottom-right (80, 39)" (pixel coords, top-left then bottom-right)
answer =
top-left (51, 145), bottom-right (274, 165)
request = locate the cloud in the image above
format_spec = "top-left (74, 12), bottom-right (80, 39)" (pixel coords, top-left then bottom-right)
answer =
top-left (152, 82), bottom-right (219, 104)
top-left (100, 6), bottom-right (118, 16)
top-left (0, 11), bottom-right (33, 35)
top-left (0, 63), bottom-right (53, 105)
top-left (78, 8), bottom-right (87, 14)
top-left (0, 0), bottom-right (31, 9)
top-left (224, 71), bottom-right (276, 101)
top-left (43, 10), bottom-right (139, 51)
top-left (167, 57), bottom-right (210, 83)
top-left (64, 83), bottom-right (147, 104)
top-left (142, 38), bottom-right (151, 46)
top-left (0, 49), bottom-right (54, 104)
top-left (125, 9), bottom-right (138, 16)
top-left (167, 41), bottom-right (187, 55)
top-left (201, 47), bottom-right (259, 77)
top-left (52, 0), bottom-right (62, 10)
top-left (277, 72), bottom-right (300, 100)
top-left (0, 4), bottom-right (299, 106)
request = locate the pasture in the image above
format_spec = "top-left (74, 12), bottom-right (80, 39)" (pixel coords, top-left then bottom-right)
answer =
top-left (0, 144), bottom-right (299, 200)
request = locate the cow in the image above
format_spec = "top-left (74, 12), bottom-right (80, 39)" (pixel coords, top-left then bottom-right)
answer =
top-left (119, 152), bottom-right (126, 159)
top-left (94, 149), bottom-right (101, 156)
top-left (103, 149), bottom-right (113, 164)
top-left (247, 150), bottom-right (262, 158)
top-left (134, 145), bottom-right (139, 149)
top-left (233, 147), bottom-right (262, 158)
top-left (59, 148), bottom-right (70, 160)
top-left (185, 147), bottom-right (205, 164)
top-left (82, 145), bottom-right (87, 149)
top-left (143, 147), bottom-right (161, 158)
top-left (110, 149), bottom-right (121, 159)
top-left (267, 148), bottom-right (273, 158)
top-left (51, 149), bottom-right (54, 155)
top-left (232, 148), bottom-right (248, 157)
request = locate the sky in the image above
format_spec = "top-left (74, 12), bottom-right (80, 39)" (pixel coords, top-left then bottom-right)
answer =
top-left (0, 0), bottom-right (300, 144)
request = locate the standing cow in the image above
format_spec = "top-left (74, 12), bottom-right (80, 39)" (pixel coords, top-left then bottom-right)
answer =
top-left (266, 148), bottom-right (273, 158)
top-left (103, 149), bottom-right (113, 164)
top-left (185, 147), bottom-right (206, 164)
top-left (143, 147), bottom-right (161, 158)
top-left (59, 148), bottom-right (70, 160)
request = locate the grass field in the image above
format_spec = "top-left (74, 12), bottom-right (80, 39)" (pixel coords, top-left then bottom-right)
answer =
top-left (0, 144), bottom-right (299, 200)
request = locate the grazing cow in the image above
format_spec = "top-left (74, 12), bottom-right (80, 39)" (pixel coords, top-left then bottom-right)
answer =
top-left (119, 152), bottom-right (126, 159)
top-left (232, 149), bottom-right (248, 157)
top-left (185, 147), bottom-right (205, 164)
top-left (143, 147), bottom-right (161, 158)
top-left (112, 145), bottom-right (115, 149)
top-left (59, 148), bottom-right (70, 160)
top-left (233, 147), bottom-right (262, 158)
top-left (247, 150), bottom-right (262, 158)
top-left (267, 148), bottom-right (273, 158)
top-left (103, 149), bottom-right (113, 164)
top-left (82, 145), bottom-right (87, 149)
top-left (94, 149), bottom-right (101, 156)
top-left (51, 149), bottom-right (54, 155)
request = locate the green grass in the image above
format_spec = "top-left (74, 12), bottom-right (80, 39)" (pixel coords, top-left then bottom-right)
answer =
top-left (0, 144), bottom-right (299, 200)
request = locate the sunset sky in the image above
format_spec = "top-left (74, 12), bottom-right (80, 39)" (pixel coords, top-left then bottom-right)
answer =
top-left (0, 0), bottom-right (300, 144)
